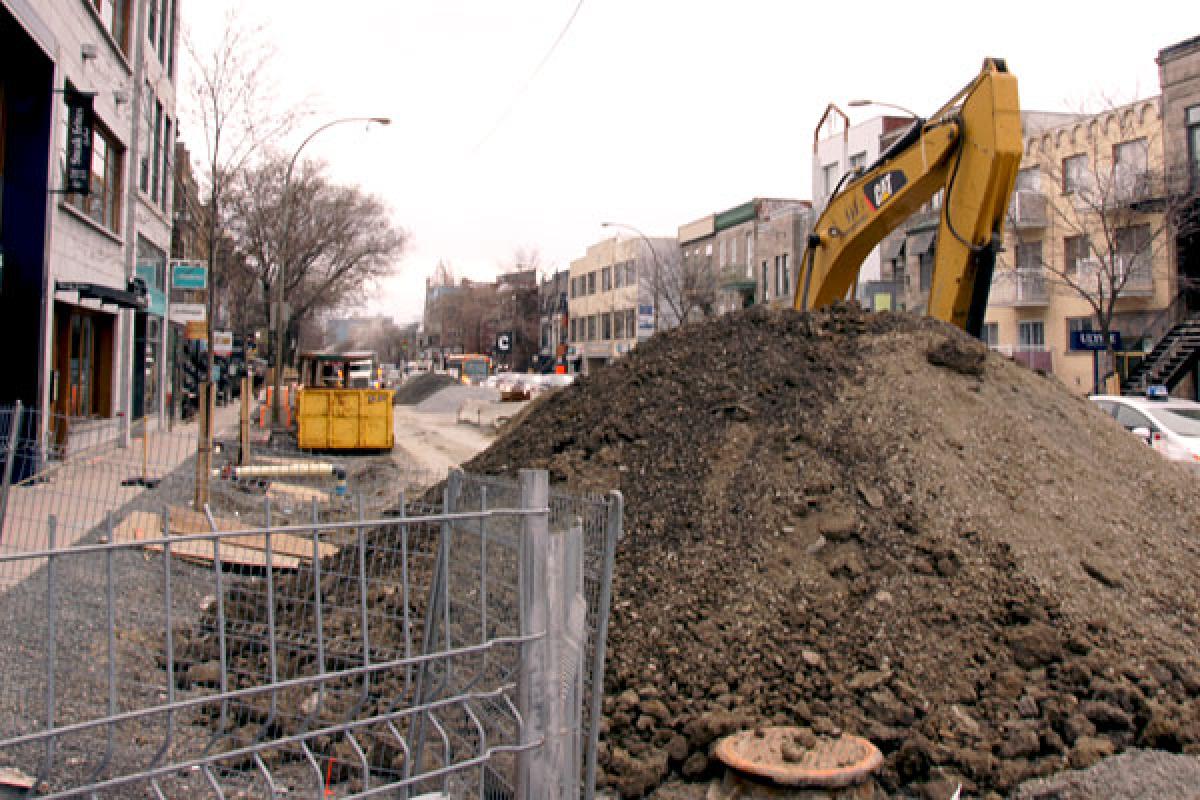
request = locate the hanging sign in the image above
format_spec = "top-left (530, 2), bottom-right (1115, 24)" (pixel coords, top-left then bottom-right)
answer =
top-left (64, 89), bottom-right (95, 195)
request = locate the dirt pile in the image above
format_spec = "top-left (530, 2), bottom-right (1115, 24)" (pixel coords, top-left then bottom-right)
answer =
top-left (391, 373), bottom-right (459, 405)
top-left (464, 304), bottom-right (1200, 798)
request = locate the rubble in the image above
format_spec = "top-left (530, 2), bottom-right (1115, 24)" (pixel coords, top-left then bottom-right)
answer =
top-left (465, 303), bottom-right (1200, 797)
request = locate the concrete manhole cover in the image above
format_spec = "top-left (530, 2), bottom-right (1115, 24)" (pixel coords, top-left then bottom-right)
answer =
top-left (713, 727), bottom-right (883, 788)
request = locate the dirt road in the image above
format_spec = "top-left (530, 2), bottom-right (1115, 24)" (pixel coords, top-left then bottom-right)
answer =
top-left (392, 404), bottom-right (495, 476)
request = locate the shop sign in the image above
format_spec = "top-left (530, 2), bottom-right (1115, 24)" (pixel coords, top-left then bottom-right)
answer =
top-left (171, 261), bottom-right (208, 290)
top-left (169, 302), bottom-right (206, 323)
top-left (213, 331), bottom-right (233, 357)
top-left (135, 265), bottom-right (166, 316)
top-left (185, 321), bottom-right (207, 341)
top-left (64, 89), bottom-right (94, 194)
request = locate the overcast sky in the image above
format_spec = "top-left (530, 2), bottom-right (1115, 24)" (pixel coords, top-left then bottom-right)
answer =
top-left (183, 1), bottom-right (1191, 325)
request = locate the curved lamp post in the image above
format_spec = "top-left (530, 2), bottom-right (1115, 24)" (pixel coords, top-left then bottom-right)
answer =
top-left (601, 221), bottom-right (663, 334)
top-left (847, 99), bottom-right (920, 118)
top-left (271, 116), bottom-right (390, 426)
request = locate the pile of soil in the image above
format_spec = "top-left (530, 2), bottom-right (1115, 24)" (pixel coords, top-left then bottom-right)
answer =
top-left (391, 373), bottom-right (459, 405)
top-left (463, 304), bottom-right (1200, 798)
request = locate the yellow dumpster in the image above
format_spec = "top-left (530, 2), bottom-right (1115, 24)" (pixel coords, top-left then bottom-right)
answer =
top-left (297, 388), bottom-right (394, 450)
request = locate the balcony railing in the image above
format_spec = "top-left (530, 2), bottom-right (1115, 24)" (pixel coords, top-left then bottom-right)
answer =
top-left (989, 268), bottom-right (1048, 307)
top-left (1075, 257), bottom-right (1155, 298)
top-left (990, 344), bottom-right (1053, 373)
top-left (718, 265), bottom-right (757, 291)
top-left (1103, 167), bottom-right (1159, 209)
top-left (1008, 189), bottom-right (1047, 228)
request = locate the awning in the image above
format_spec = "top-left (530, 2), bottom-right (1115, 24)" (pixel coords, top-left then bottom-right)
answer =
top-left (56, 281), bottom-right (147, 310)
top-left (880, 235), bottom-right (906, 262)
top-left (908, 230), bottom-right (937, 256)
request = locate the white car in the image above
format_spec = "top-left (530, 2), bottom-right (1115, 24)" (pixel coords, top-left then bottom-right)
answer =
top-left (1090, 389), bottom-right (1200, 467)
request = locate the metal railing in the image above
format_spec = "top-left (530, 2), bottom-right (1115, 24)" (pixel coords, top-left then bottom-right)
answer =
top-left (989, 268), bottom-right (1049, 306)
top-left (0, 402), bottom-right (621, 799)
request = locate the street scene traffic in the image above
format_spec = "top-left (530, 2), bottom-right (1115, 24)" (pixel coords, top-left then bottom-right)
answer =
top-left (2, 1), bottom-right (1200, 798)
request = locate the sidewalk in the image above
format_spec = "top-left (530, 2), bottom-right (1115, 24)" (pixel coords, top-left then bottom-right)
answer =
top-left (0, 402), bottom-right (241, 592)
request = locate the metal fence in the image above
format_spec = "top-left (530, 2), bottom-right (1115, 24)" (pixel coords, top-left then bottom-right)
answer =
top-left (0, 403), bottom-right (621, 799)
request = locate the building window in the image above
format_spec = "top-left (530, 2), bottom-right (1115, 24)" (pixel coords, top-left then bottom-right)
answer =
top-left (626, 309), bottom-right (635, 337)
top-left (1018, 320), bottom-right (1045, 350)
top-left (1064, 235), bottom-right (1090, 276)
top-left (602, 312), bottom-right (612, 340)
top-left (601, 266), bottom-right (611, 292)
top-left (1113, 138), bottom-right (1148, 173)
top-left (1015, 240), bottom-right (1043, 270)
top-left (63, 110), bottom-right (123, 232)
top-left (160, 116), bottom-right (172, 208)
top-left (781, 253), bottom-right (790, 297)
top-left (587, 272), bottom-right (596, 294)
top-left (822, 162), bottom-right (839, 197)
top-left (167, 0), bottom-right (178, 76)
top-left (1063, 154), bottom-right (1088, 193)
top-left (94, 0), bottom-right (131, 54)
top-left (705, 243), bottom-right (713, 257)
top-left (614, 262), bottom-right (623, 289)
top-left (626, 262), bottom-right (636, 286)
top-left (146, 0), bottom-right (158, 49)
top-left (1067, 316), bottom-right (1095, 337)
top-left (745, 232), bottom-right (753, 278)
top-left (587, 315), bottom-right (596, 341)
top-left (569, 318), bottom-right (577, 342)
top-left (157, 0), bottom-right (169, 60)
top-left (1186, 105), bottom-right (1200, 190)
top-left (761, 260), bottom-right (770, 302)
top-left (982, 322), bottom-right (998, 348)
top-left (1015, 167), bottom-right (1039, 192)
top-left (151, 99), bottom-right (163, 202)
top-left (849, 151), bottom-right (866, 173)
top-left (919, 252), bottom-right (934, 292)
top-left (614, 311), bottom-right (624, 339)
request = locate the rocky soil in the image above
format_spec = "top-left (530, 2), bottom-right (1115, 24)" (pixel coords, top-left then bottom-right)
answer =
top-left (463, 304), bottom-right (1200, 798)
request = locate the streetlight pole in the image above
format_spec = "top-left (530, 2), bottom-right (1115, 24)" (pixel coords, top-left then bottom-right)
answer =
top-left (602, 221), bottom-right (664, 334)
top-left (271, 116), bottom-right (390, 427)
top-left (847, 99), bottom-right (921, 119)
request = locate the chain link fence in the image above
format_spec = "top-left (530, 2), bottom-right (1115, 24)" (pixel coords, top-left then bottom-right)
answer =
top-left (0, 402), bottom-right (620, 799)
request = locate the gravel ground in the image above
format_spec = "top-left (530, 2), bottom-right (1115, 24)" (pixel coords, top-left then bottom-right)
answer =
top-left (415, 384), bottom-right (500, 414)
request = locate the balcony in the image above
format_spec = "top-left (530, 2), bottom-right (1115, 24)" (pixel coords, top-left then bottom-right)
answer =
top-left (1075, 257), bottom-right (1155, 298)
top-left (989, 268), bottom-right (1049, 307)
top-left (1103, 167), bottom-right (1159, 210)
top-left (1009, 189), bottom-right (1047, 229)
top-left (719, 265), bottom-right (757, 293)
top-left (990, 344), bottom-right (1053, 373)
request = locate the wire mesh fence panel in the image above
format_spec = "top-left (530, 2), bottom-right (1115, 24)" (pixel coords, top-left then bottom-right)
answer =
top-left (0, 503), bottom-right (549, 798)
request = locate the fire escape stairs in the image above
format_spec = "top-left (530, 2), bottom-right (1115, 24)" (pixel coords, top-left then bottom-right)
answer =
top-left (1121, 313), bottom-right (1200, 394)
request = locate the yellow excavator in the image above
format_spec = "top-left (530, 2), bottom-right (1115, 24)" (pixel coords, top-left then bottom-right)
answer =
top-left (795, 58), bottom-right (1022, 337)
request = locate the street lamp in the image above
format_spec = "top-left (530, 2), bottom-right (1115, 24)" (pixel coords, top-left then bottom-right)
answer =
top-left (271, 116), bottom-right (391, 426)
top-left (601, 221), bottom-right (663, 334)
top-left (847, 99), bottom-right (921, 119)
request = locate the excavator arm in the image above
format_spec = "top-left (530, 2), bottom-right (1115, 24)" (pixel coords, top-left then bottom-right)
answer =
top-left (794, 58), bottom-right (1023, 336)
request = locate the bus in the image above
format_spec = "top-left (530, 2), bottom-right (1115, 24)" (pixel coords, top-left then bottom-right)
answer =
top-left (445, 353), bottom-right (493, 385)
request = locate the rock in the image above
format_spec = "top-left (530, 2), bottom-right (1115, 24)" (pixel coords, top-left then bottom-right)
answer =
top-left (800, 650), bottom-right (824, 669)
top-left (681, 751), bottom-right (708, 780)
top-left (816, 510), bottom-right (858, 541)
top-left (665, 734), bottom-right (689, 763)
top-left (616, 689), bottom-right (640, 710)
top-left (1081, 560), bottom-right (1123, 589)
top-left (858, 484), bottom-right (885, 509)
top-left (682, 711), bottom-right (755, 750)
top-left (1017, 694), bottom-right (1039, 718)
top-left (608, 747), bottom-right (669, 799)
top-left (186, 661), bottom-right (223, 687)
top-left (998, 726), bottom-right (1041, 759)
top-left (640, 698), bottom-right (671, 721)
top-left (1007, 624), bottom-right (1062, 668)
top-left (1068, 736), bottom-right (1115, 770)
top-left (1081, 701), bottom-right (1132, 732)
top-left (927, 335), bottom-right (986, 376)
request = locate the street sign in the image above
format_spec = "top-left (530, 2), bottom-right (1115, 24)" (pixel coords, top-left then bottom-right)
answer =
top-left (171, 261), bottom-right (208, 290)
top-left (496, 331), bottom-right (512, 353)
top-left (213, 330), bottom-right (233, 357)
top-left (170, 302), bottom-right (206, 323)
top-left (185, 321), bottom-right (207, 341)
top-left (1069, 330), bottom-right (1122, 351)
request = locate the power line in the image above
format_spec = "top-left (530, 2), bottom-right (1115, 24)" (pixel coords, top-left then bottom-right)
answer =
top-left (470, 0), bottom-right (586, 155)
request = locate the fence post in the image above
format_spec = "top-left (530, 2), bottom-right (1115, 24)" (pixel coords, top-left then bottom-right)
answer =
top-left (581, 492), bottom-right (622, 799)
top-left (518, 468), bottom-right (578, 799)
top-left (0, 400), bottom-right (23, 543)
top-left (239, 376), bottom-right (251, 466)
top-left (194, 383), bottom-right (211, 507)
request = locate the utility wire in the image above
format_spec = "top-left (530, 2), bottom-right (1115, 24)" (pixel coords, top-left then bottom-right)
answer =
top-left (470, 0), bottom-right (586, 155)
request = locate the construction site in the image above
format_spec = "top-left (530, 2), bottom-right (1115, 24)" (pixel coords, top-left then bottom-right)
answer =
top-left (1, 302), bottom-right (1200, 799)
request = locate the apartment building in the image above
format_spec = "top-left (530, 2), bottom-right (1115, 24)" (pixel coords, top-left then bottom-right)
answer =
top-left (566, 235), bottom-right (671, 375)
top-left (813, 114), bottom-right (913, 304)
top-left (1158, 35), bottom-right (1200, 301)
top-left (984, 98), bottom-right (1175, 394)
top-left (1, 0), bottom-right (179, 442)
top-left (536, 269), bottom-right (568, 372)
top-left (691, 198), bottom-right (812, 313)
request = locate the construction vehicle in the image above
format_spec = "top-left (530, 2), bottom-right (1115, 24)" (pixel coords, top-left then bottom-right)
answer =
top-left (293, 350), bottom-right (394, 450)
top-left (795, 58), bottom-right (1022, 336)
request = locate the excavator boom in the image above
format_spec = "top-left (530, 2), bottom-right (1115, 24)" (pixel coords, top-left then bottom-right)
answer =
top-left (795, 59), bottom-right (1023, 336)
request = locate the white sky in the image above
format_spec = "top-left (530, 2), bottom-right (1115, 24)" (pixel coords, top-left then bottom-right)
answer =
top-left (182, 1), bottom-right (1193, 325)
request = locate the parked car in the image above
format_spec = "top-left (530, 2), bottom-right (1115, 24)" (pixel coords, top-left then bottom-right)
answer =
top-left (1090, 388), bottom-right (1200, 468)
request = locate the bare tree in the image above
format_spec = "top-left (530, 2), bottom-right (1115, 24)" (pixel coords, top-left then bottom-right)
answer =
top-left (1001, 99), bottom-right (1199, 391)
top-left (226, 154), bottom-right (409, 363)
top-left (637, 242), bottom-right (717, 330)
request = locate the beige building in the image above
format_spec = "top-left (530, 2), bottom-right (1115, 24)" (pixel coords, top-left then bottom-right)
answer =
top-left (566, 235), bottom-right (673, 374)
top-left (984, 98), bottom-right (1174, 394)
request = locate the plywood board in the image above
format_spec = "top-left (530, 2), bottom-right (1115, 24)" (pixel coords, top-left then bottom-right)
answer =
top-left (113, 509), bottom-right (338, 566)
top-left (267, 482), bottom-right (330, 504)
